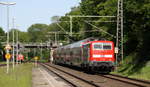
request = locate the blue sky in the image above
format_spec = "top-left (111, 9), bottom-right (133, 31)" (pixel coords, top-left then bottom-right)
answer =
top-left (0, 0), bottom-right (81, 32)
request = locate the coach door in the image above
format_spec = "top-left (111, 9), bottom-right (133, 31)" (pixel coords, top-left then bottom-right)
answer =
top-left (82, 44), bottom-right (90, 62)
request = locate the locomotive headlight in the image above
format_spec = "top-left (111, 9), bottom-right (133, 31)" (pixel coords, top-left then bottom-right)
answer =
top-left (93, 55), bottom-right (104, 58)
top-left (104, 55), bottom-right (112, 57)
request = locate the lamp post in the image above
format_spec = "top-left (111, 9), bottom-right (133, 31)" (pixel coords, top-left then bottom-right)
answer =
top-left (0, 1), bottom-right (16, 73)
top-left (0, 2), bottom-right (16, 44)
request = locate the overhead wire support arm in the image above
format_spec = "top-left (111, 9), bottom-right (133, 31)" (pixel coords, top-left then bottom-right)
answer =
top-left (56, 22), bottom-right (75, 42)
top-left (84, 21), bottom-right (116, 38)
top-left (55, 15), bottom-right (117, 43)
top-left (56, 22), bottom-right (68, 34)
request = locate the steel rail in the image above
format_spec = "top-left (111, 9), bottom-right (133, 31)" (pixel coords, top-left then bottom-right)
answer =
top-left (41, 63), bottom-right (79, 87)
top-left (110, 74), bottom-right (150, 84)
top-left (100, 74), bottom-right (150, 87)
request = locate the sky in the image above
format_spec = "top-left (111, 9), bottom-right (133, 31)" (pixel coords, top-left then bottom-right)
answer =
top-left (0, 0), bottom-right (81, 32)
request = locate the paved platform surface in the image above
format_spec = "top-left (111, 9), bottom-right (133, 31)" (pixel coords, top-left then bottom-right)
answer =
top-left (32, 65), bottom-right (71, 87)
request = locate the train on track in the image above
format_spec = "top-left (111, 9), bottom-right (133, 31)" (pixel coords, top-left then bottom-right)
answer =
top-left (53, 38), bottom-right (115, 73)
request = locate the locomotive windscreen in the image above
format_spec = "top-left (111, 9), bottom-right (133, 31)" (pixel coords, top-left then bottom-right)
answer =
top-left (103, 43), bottom-right (112, 50)
top-left (94, 43), bottom-right (102, 49)
top-left (93, 43), bottom-right (112, 50)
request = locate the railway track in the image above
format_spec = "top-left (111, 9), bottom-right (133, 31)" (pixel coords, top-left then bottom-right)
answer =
top-left (100, 74), bottom-right (150, 87)
top-left (41, 63), bottom-right (101, 87)
top-left (41, 63), bottom-right (150, 87)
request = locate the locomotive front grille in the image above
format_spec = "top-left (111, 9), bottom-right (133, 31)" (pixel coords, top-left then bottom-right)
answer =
top-left (90, 61), bottom-right (114, 67)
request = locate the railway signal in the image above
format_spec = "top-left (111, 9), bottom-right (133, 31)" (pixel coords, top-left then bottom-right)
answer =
top-left (34, 56), bottom-right (39, 60)
top-left (4, 44), bottom-right (12, 74)
top-left (34, 56), bottom-right (39, 67)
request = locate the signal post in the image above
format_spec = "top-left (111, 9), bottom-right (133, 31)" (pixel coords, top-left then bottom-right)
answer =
top-left (4, 44), bottom-right (12, 74)
top-left (34, 56), bottom-right (39, 67)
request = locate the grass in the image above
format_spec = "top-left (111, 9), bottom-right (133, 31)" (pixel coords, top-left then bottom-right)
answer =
top-left (0, 61), bottom-right (13, 64)
top-left (112, 53), bottom-right (150, 81)
top-left (128, 63), bottom-right (150, 80)
top-left (112, 65), bottom-right (150, 80)
top-left (0, 63), bottom-right (33, 87)
top-left (0, 61), bottom-right (7, 64)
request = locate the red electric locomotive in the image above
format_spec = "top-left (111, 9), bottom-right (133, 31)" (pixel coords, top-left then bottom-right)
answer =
top-left (53, 38), bottom-right (115, 73)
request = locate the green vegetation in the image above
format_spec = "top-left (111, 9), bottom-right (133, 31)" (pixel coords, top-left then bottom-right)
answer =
top-left (112, 54), bottom-right (150, 80)
top-left (129, 65), bottom-right (150, 80)
top-left (0, 62), bottom-right (6, 64)
top-left (113, 65), bottom-right (150, 80)
top-left (0, 63), bottom-right (33, 87)
top-left (0, 27), bottom-right (5, 61)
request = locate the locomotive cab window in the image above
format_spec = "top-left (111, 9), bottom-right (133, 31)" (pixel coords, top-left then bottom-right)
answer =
top-left (103, 43), bottom-right (112, 50)
top-left (93, 43), bottom-right (112, 50)
top-left (93, 43), bottom-right (103, 50)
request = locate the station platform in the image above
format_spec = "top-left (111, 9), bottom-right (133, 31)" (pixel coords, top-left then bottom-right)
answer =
top-left (32, 65), bottom-right (71, 87)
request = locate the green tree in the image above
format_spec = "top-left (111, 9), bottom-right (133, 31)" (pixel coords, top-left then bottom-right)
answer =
top-left (28, 24), bottom-right (48, 42)
top-left (0, 27), bottom-right (5, 61)
top-left (0, 27), bottom-right (6, 42)
top-left (9, 29), bottom-right (30, 43)
top-left (121, 0), bottom-right (150, 73)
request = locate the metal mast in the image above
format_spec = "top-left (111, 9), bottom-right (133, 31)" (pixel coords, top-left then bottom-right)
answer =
top-left (116, 0), bottom-right (123, 65)
top-left (12, 18), bottom-right (15, 69)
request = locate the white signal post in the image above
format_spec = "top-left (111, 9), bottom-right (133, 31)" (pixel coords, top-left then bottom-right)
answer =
top-left (5, 45), bottom-right (12, 74)
top-left (12, 18), bottom-right (15, 69)
top-left (0, 1), bottom-right (16, 73)
top-left (41, 41), bottom-right (43, 60)
top-left (16, 30), bottom-right (19, 65)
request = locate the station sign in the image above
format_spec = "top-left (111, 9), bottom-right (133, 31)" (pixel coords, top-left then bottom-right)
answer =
top-left (5, 53), bottom-right (11, 59)
top-left (17, 54), bottom-right (24, 60)
top-left (115, 47), bottom-right (119, 53)
top-left (4, 44), bottom-right (12, 50)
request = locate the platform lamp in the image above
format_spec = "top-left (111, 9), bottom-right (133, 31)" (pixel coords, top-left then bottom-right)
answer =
top-left (0, 1), bottom-right (16, 73)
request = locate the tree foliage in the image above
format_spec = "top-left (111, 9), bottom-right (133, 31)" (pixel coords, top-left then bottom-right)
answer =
top-left (9, 29), bottom-right (30, 43)
top-left (0, 27), bottom-right (5, 61)
top-left (27, 24), bottom-right (48, 42)
top-left (0, 27), bottom-right (6, 42)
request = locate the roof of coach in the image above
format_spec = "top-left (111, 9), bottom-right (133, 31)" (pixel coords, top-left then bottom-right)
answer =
top-left (70, 37), bottom-right (99, 48)
top-left (91, 40), bottom-right (114, 43)
top-left (58, 37), bottom-right (95, 48)
top-left (55, 37), bottom-right (113, 50)
top-left (82, 40), bottom-right (114, 46)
